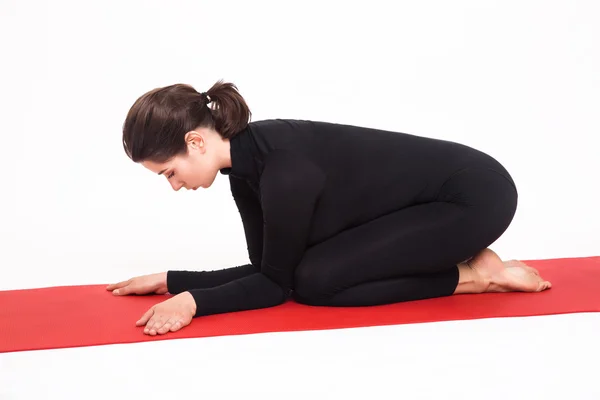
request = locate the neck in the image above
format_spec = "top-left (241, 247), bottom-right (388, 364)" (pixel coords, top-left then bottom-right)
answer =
top-left (219, 137), bottom-right (232, 170)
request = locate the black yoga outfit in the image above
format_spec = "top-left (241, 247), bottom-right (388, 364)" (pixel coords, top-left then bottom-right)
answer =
top-left (167, 119), bottom-right (518, 317)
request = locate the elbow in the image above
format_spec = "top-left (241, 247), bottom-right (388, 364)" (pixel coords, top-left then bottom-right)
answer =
top-left (270, 281), bottom-right (291, 306)
top-left (260, 272), bottom-right (292, 306)
top-left (256, 285), bottom-right (288, 309)
top-left (279, 287), bottom-right (292, 304)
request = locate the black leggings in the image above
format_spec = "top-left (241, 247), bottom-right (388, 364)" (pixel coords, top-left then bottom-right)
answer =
top-left (292, 167), bottom-right (518, 306)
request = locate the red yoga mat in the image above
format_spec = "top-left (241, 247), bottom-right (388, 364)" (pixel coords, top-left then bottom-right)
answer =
top-left (1, 256), bottom-right (598, 353)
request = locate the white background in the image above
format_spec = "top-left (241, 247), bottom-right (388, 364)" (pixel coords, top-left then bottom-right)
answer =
top-left (1, 0), bottom-right (599, 398)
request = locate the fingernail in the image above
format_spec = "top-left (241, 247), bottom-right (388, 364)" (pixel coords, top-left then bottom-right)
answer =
top-left (113, 290), bottom-right (119, 295)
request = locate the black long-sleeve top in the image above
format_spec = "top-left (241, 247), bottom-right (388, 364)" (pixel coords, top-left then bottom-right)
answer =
top-left (166, 119), bottom-right (511, 317)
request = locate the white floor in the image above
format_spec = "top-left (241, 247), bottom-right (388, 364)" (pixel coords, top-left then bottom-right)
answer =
top-left (2, 310), bottom-right (599, 399)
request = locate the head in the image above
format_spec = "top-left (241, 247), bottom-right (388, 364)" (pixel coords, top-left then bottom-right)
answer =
top-left (122, 80), bottom-right (251, 191)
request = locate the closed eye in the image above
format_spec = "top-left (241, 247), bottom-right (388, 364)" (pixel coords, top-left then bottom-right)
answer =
top-left (167, 172), bottom-right (175, 179)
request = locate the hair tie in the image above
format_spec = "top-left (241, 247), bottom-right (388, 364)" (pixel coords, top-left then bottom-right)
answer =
top-left (200, 92), bottom-right (212, 104)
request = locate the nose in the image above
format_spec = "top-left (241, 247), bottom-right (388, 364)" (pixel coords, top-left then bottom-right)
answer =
top-left (170, 180), bottom-right (185, 191)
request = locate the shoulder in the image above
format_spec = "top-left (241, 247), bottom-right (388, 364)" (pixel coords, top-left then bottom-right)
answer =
top-left (263, 149), bottom-right (323, 173)
top-left (228, 174), bottom-right (255, 195)
top-left (247, 119), bottom-right (319, 132)
top-left (260, 149), bottom-right (327, 190)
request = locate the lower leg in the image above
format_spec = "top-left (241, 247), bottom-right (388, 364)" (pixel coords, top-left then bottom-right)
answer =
top-left (294, 248), bottom-right (553, 306)
top-left (293, 266), bottom-right (460, 306)
top-left (294, 179), bottom-right (547, 306)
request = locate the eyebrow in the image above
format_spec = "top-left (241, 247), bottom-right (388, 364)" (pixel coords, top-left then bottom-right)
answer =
top-left (158, 169), bottom-right (167, 175)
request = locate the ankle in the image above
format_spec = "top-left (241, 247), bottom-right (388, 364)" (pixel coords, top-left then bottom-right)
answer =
top-left (454, 261), bottom-right (490, 294)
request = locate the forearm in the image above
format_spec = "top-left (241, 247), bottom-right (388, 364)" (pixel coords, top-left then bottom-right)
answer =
top-left (188, 272), bottom-right (289, 317)
top-left (167, 264), bottom-right (259, 294)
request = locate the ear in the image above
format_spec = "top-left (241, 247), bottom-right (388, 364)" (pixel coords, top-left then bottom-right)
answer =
top-left (185, 130), bottom-right (205, 152)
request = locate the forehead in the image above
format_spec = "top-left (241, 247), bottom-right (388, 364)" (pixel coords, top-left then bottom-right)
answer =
top-left (141, 159), bottom-right (172, 175)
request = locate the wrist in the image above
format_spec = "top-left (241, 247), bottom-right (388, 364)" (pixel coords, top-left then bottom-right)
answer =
top-left (184, 291), bottom-right (197, 315)
top-left (157, 271), bottom-right (168, 293)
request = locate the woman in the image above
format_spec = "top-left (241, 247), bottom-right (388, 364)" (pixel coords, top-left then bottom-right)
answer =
top-left (108, 80), bottom-right (551, 336)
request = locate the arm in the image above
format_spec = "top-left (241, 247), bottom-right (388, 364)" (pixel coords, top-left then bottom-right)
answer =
top-left (166, 176), bottom-right (264, 294)
top-left (229, 175), bottom-right (264, 269)
top-left (258, 150), bottom-right (327, 293)
top-left (187, 150), bottom-right (326, 317)
top-left (166, 264), bottom-right (257, 294)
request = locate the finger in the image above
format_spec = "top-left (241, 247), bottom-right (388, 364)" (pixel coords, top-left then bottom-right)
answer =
top-left (112, 285), bottom-right (131, 296)
top-left (152, 315), bottom-right (170, 335)
top-left (144, 317), bottom-right (156, 335)
top-left (157, 317), bottom-right (178, 334)
top-left (170, 318), bottom-right (185, 332)
top-left (106, 279), bottom-right (131, 291)
top-left (146, 315), bottom-right (166, 336)
top-left (136, 308), bottom-right (154, 327)
top-left (112, 283), bottom-right (136, 296)
top-left (113, 282), bottom-right (139, 296)
top-left (538, 281), bottom-right (551, 291)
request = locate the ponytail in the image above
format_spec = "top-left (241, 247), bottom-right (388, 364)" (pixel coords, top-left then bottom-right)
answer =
top-left (204, 79), bottom-right (252, 139)
top-left (122, 80), bottom-right (252, 163)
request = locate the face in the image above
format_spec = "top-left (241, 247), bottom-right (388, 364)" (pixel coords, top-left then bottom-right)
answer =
top-left (141, 130), bottom-right (222, 191)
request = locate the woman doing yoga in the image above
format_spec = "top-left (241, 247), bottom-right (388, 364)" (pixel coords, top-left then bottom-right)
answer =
top-left (107, 80), bottom-right (551, 336)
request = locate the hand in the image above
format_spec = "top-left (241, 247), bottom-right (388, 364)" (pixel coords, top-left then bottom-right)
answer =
top-left (136, 292), bottom-right (197, 335)
top-left (106, 272), bottom-right (168, 296)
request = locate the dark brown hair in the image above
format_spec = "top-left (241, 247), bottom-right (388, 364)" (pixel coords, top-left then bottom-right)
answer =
top-left (122, 80), bottom-right (251, 163)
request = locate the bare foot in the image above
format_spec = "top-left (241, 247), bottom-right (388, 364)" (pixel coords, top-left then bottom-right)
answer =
top-left (465, 248), bottom-right (552, 293)
top-left (503, 259), bottom-right (541, 277)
